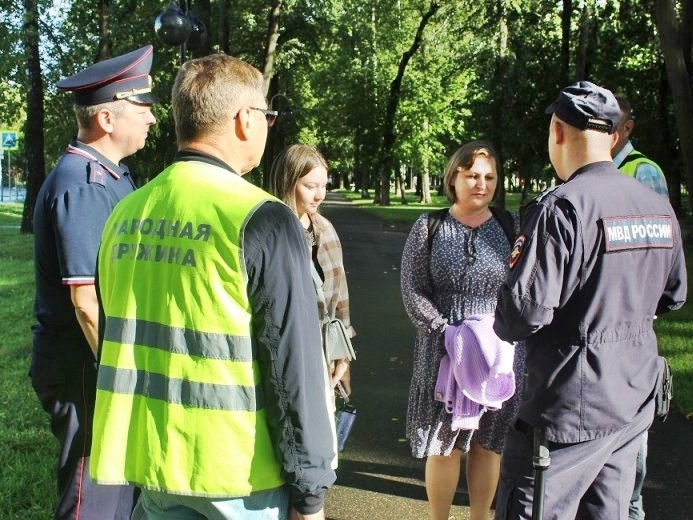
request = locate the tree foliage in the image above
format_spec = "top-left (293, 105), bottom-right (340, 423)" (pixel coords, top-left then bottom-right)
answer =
top-left (1, 0), bottom-right (691, 226)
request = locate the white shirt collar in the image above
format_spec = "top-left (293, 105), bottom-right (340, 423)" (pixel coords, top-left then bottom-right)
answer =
top-left (613, 140), bottom-right (634, 168)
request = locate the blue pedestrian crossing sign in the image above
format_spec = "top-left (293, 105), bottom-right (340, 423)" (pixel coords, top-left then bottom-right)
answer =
top-left (2, 131), bottom-right (18, 150)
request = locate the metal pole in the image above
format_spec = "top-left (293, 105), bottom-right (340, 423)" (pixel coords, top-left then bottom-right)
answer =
top-left (263, 93), bottom-right (289, 191)
top-left (0, 151), bottom-right (4, 202)
top-left (532, 427), bottom-right (551, 520)
top-left (180, 0), bottom-right (189, 64)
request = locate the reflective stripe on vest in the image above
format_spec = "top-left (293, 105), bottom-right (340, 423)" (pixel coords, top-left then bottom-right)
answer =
top-left (91, 161), bottom-right (285, 497)
top-left (97, 365), bottom-right (263, 410)
top-left (99, 318), bottom-right (261, 410)
top-left (103, 317), bottom-right (255, 361)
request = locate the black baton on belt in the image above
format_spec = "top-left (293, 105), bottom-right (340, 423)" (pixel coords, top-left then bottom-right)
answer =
top-left (532, 427), bottom-right (551, 520)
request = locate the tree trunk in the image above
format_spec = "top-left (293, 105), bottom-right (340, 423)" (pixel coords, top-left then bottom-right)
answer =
top-left (373, 167), bottom-right (382, 204)
top-left (97, 0), bottom-right (111, 60)
top-left (377, 2), bottom-right (440, 206)
top-left (21, 0), bottom-right (46, 234)
top-left (354, 138), bottom-right (370, 198)
top-left (560, 0), bottom-right (572, 86)
top-left (574, 2), bottom-right (595, 80)
top-left (218, 0), bottom-right (231, 54)
top-left (520, 175), bottom-right (531, 206)
top-left (261, 0), bottom-right (282, 97)
top-left (420, 117), bottom-right (431, 204)
top-left (655, 0), bottom-right (693, 221)
top-left (398, 163), bottom-right (408, 204)
top-left (192, 0), bottom-right (212, 57)
top-left (658, 63), bottom-right (680, 214)
top-left (420, 164), bottom-right (431, 205)
top-left (491, 0), bottom-right (508, 207)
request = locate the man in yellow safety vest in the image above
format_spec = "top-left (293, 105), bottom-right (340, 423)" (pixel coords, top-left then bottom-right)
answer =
top-left (91, 54), bottom-right (336, 520)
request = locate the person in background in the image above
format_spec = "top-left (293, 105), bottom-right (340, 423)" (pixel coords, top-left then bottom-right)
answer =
top-left (30, 45), bottom-right (157, 520)
top-left (269, 143), bottom-right (356, 395)
top-left (612, 94), bottom-right (668, 199)
top-left (90, 53), bottom-right (336, 520)
top-left (400, 141), bottom-right (524, 520)
top-left (613, 93), bottom-right (669, 520)
top-left (493, 81), bottom-right (686, 519)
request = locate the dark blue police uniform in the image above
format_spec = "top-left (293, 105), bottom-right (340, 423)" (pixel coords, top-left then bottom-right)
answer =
top-left (30, 45), bottom-right (155, 520)
top-left (493, 83), bottom-right (687, 519)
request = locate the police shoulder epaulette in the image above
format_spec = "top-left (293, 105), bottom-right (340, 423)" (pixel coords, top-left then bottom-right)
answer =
top-left (87, 161), bottom-right (107, 187)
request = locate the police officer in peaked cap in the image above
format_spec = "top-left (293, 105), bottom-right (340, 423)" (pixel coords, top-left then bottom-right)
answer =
top-left (30, 45), bottom-right (157, 520)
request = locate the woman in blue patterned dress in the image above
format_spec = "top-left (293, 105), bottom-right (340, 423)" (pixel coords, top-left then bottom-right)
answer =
top-left (400, 141), bottom-right (525, 520)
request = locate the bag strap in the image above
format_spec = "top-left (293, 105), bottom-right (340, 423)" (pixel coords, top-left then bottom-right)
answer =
top-left (427, 208), bottom-right (449, 250)
top-left (310, 263), bottom-right (330, 321)
top-left (489, 206), bottom-right (515, 245)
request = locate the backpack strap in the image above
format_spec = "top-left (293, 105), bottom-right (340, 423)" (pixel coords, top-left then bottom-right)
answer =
top-left (489, 206), bottom-right (515, 245)
top-left (427, 208), bottom-right (449, 250)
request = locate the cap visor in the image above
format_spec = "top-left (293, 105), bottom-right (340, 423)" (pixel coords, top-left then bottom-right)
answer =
top-left (545, 101), bottom-right (558, 114)
top-left (126, 92), bottom-right (158, 105)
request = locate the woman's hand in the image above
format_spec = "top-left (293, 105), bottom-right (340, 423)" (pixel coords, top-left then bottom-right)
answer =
top-left (331, 359), bottom-right (351, 395)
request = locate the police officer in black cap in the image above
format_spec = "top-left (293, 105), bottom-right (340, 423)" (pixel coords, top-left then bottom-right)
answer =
top-left (492, 81), bottom-right (687, 519)
top-left (30, 45), bottom-right (157, 520)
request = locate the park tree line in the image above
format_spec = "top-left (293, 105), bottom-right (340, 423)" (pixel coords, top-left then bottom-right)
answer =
top-left (0, 0), bottom-right (691, 233)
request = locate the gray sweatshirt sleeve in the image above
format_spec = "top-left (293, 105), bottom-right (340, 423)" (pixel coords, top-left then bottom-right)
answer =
top-left (244, 200), bottom-right (336, 514)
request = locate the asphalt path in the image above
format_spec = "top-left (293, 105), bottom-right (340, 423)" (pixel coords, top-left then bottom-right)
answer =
top-left (320, 193), bottom-right (693, 520)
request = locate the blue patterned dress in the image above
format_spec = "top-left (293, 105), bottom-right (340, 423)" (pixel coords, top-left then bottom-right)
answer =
top-left (400, 210), bottom-right (525, 458)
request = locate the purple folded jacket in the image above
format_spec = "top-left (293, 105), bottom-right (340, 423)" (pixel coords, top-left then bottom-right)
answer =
top-left (435, 314), bottom-right (516, 431)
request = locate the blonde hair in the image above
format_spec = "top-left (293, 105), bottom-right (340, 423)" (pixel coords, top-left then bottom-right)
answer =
top-left (172, 53), bottom-right (264, 146)
top-left (269, 144), bottom-right (328, 215)
top-left (443, 140), bottom-right (498, 203)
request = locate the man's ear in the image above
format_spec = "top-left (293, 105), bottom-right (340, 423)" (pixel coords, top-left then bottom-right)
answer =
top-left (234, 107), bottom-right (252, 141)
top-left (623, 118), bottom-right (635, 138)
top-left (610, 131), bottom-right (619, 148)
top-left (551, 119), bottom-right (564, 145)
top-left (95, 109), bottom-right (115, 134)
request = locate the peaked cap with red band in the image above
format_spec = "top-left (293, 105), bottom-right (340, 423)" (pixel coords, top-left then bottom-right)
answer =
top-left (57, 45), bottom-right (157, 106)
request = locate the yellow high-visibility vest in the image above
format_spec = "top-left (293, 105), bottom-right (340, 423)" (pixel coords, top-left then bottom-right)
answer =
top-left (91, 160), bottom-right (285, 497)
top-left (618, 150), bottom-right (661, 178)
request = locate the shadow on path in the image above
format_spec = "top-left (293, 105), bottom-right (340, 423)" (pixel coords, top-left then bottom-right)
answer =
top-left (321, 193), bottom-right (692, 520)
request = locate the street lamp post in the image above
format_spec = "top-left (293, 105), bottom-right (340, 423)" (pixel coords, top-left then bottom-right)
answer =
top-left (154, 2), bottom-right (207, 64)
top-left (263, 93), bottom-right (293, 191)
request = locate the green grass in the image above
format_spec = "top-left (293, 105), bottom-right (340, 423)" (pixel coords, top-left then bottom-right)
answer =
top-left (338, 189), bottom-right (448, 223)
top-left (336, 189), bottom-right (528, 224)
top-left (337, 189), bottom-right (693, 415)
top-left (0, 203), bottom-right (56, 519)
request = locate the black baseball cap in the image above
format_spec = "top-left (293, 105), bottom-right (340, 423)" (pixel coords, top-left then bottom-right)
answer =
top-left (57, 45), bottom-right (157, 106)
top-left (545, 80), bottom-right (620, 134)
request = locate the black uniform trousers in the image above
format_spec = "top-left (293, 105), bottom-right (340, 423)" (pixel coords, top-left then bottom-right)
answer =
top-left (494, 402), bottom-right (653, 520)
top-left (30, 338), bottom-right (136, 520)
